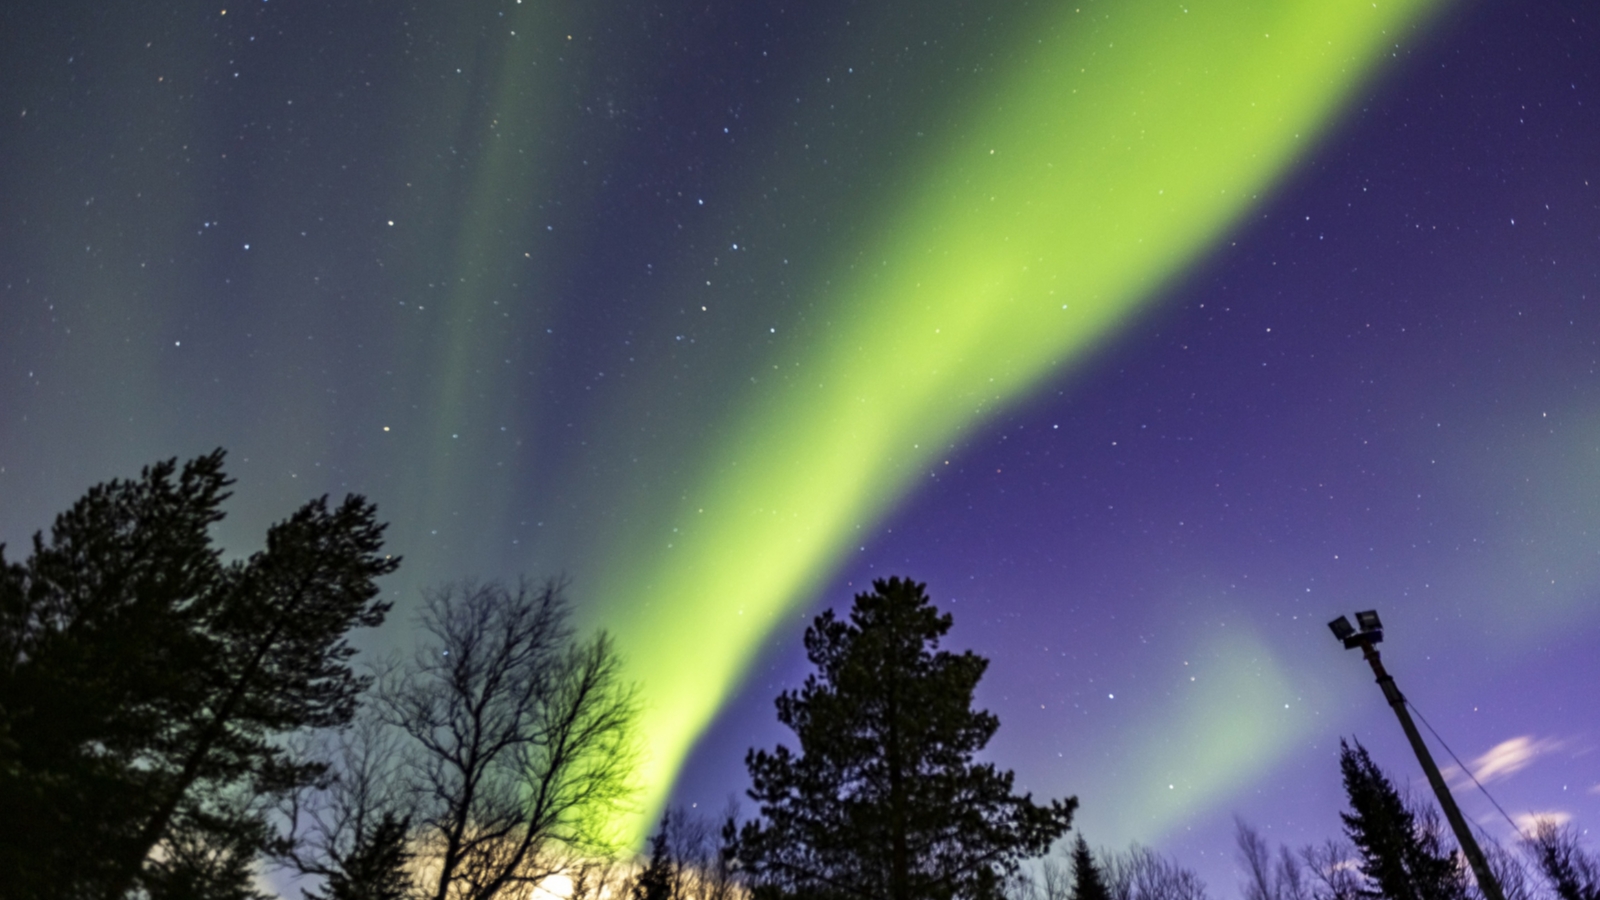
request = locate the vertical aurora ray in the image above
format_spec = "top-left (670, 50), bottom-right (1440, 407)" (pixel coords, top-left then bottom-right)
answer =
top-left (0, 6), bottom-right (246, 487)
top-left (377, 1), bottom-right (592, 581)
top-left (590, 0), bottom-right (1443, 841)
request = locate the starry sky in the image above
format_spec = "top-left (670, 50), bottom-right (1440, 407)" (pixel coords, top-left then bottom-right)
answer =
top-left (2, 0), bottom-right (1598, 890)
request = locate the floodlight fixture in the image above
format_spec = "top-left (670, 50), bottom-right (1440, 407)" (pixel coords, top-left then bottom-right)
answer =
top-left (1328, 616), bottom-right (1355, 642)
top-left (1328, 612), bottom-right (1376, 649)
top-left (1327, 606), bottom-right (1506, 900)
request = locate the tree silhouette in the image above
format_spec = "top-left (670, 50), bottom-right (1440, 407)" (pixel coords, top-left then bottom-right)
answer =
top-left (735, 576), bottom-right (1075, 900)
top-left (380, 579), bottom-right (638, 900)
top-left (627, 805), bottom-right (743, 900)
top-left (1071, 836), bottom-right (1112, 900)
top-left (634, 818), bottom-right (677, 900)
top-left (1235, 819), bottom-right (1309, 900)
top-left (1099, 844), bottom-right (1210, 900)
top-left (1338, 740), bottom-right (1467, 900)
top-left (1529, 821), bottom-right (1600, 900)
top-left (307, 812), bottom-right (414, 900)
top-left (0, 451), bottom-right (398, 899)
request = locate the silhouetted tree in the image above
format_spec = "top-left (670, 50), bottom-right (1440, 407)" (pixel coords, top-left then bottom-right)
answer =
top-left (1236, 819), bottom-right (1309, 900)
top-left (1478, 835), bottom-right (1537, 900)
top-left (635, 818), bottom-right (678, 900)
top-left (631, 803), bottom-right (745, 900)
top-left (735, 577), bottom-right (1076, 900)
top-left (0, 451), bottom-right (398, 899)
top-left (276, 714), bottom-right (412, 893)
top-left (1338, 740), bottom-right (1467, 900)
top-left (1299, 839), bottom-right (1364, 900)
top-left (1031, 853), bottom-right (1072, 900)
top-left (141, 797), bottom-right (277, 900)
top-left (1100, 845), bottom-right (1210, 900)
top-left (306, 811), bottom-right (414, 900)
top-left (1072, 836), bottom-right (1112, 900)
top-left (568, 856), bottom-right (637, 900)
top-left (380, 579), bottom-right (638, 900)
top-left (1528, 821), bottom-right (1600, 900)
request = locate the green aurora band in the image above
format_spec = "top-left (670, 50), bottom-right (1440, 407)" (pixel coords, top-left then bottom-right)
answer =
top-left (582, 0), bottom-right (1442, 843)
top-left (0, 0), bottom-right (1448, 854)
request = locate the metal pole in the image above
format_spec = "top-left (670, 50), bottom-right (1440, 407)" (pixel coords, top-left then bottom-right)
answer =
top-left (1355, 638), bottom-right (1506, 900)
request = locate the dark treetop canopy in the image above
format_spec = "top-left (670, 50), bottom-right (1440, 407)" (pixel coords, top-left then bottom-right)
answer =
top-left (736, 576), bottom-right (1076, 900)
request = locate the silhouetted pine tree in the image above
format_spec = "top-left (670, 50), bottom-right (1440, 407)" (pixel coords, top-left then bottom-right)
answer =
top-left (1338, 740), bottom-right (1466, 900)
top-left (308, 812), bottom-right (413, 900)
top-left (634, 817), bottom-right (676, 900)
top-left (0, 451), bottom-right (399, 899)
top-left (1070, 835), bottom-right (1111, 900)
top-left (735, 577), bottom-right (1076, 900)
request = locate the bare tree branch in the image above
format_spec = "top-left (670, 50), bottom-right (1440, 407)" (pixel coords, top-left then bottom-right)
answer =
top-left (380, 579), bottom-right (638, 900)
top-left (1101, 844), bottom-right (1211, 900)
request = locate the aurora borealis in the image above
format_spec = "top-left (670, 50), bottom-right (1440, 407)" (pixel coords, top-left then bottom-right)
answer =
top-left (4, 0), bottom-right (1599, 890)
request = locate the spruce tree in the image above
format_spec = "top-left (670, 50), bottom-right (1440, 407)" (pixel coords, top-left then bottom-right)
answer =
top-left (735, 577), bottom-right (1076, 900)
top-left (634, 817), bottom-right (676, 900)
top-left (1338, 740), bottom-right (1466, 900)
top-left (309, 812), bottom-right (414, 900)
top-left (1070, 836), bottom-right (1111, 900)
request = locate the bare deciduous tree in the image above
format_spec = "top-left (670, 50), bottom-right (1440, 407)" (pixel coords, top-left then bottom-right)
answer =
top-left (1238, 819), bottom-right (1279, 900)
top-left (1037, 852), bottom-right (1073, 900)
top-left (1300, 839), bottom-right (1364, 900)
top-left (382, 579), bottom-right (638, 900)
top-left (1101, 844), bottom-right (1211, 900)
top-left (1237, 819), bottom-right (1309, 900)
top-left (1007, 837), bottom-right (1093, 900)
top-left (1477, 835), bottom-right (1537, 900)
top-left (276, 715), bottom-right (413, 897)
top-left (1278, 845), bottom-right (1311, 900)
top-left (633, 803), bottom-right (745, 900)
top-left (570, 855), bottom-right (637, 900)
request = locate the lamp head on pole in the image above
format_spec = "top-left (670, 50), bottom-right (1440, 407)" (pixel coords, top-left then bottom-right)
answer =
top-left (1329, 610), bottom-right (1383, 649)
top-left (1328, 616), bottom-right (1355, 642)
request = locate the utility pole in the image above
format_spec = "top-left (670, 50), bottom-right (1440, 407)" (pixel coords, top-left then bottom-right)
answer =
top-left (1328, 611), bottom-right (1506, 900)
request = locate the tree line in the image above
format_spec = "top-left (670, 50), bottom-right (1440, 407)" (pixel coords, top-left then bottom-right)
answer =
top-left (0, 453), bottom-right (635, 900)
top-left (2, 453), bottom-right (1598, 900)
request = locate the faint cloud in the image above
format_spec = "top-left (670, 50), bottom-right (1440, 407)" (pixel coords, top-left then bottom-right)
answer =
top-left (1442, 735), bottom-right (1563, 789)
top-left (1514, 811), bottom-right (1572, 833)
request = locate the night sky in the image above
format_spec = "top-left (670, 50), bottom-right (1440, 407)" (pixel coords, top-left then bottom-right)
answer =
top-left (3, 0), bottom-right (1598, 891)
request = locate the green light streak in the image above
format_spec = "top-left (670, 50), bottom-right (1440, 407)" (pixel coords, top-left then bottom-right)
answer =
top-left (1440, 408), bottom-right (1600, 642)
top-left (1091, 628), bottom-right (1316, 842)
top-left (587, 0), bottom-right (1441, 841)
top-left (385, 3), bottom-right (576, 577)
